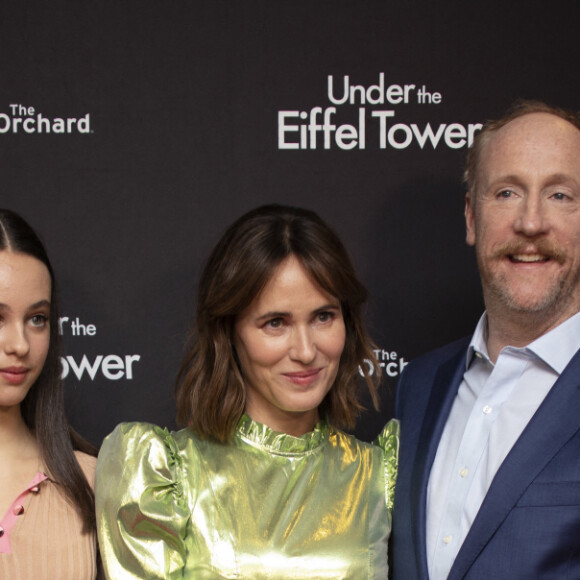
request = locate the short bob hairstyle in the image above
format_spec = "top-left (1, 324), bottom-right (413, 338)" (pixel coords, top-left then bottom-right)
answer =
top-left (176, 204), bottom-right (380, 442)
top-left (464, 99), bottom-right (580, 197)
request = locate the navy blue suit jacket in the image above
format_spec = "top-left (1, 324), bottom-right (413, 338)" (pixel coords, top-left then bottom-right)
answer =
top-left (392, 337), bottom-right (580, 580)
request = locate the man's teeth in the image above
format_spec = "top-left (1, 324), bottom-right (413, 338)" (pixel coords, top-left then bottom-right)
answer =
top-left (511, 254), bottom-right (547, 262)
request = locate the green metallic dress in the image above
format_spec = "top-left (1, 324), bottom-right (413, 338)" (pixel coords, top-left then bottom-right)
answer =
top-left (96, 416), bottom-right (399, 579)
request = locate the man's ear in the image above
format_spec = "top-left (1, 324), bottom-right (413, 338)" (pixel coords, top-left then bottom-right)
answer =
top-left (465, 192), bottom-right (476, 246)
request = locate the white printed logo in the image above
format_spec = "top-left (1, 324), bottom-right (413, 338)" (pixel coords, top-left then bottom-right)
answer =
top-left (359, 348), bottom-right (408, 378)
top-left (59, 316), bottom-right (141, 382)
top-left (0, 104), bottom-right (92, 134)
top-left (278, 73), bottom-right (482, 151)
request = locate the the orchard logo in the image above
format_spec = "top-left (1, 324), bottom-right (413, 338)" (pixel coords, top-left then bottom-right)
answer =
top-left (359, 348), bottom-right (408, 379)
top-left (0, 103), bottom-right (92, 134)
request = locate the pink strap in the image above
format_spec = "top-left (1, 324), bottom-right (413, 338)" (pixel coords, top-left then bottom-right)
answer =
top-left (0, 472), bottom-right (48, 554)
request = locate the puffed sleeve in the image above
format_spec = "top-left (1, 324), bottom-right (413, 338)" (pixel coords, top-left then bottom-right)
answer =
top-left (95, 423), bottom-right (191, 580)
top-left (374, 419), bottom-right (400, 512)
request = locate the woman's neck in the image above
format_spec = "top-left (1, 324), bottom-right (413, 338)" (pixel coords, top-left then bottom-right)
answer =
top-left (0, 405), bottom-right (39, 461)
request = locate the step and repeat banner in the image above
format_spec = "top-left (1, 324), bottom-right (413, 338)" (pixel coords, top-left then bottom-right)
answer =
top-left (1, 1), bottom-right (578, 444)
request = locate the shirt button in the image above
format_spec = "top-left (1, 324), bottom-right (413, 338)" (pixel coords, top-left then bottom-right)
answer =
top-left (0, 526), bottom-right (4, 537)
top-left (483, 405), bottom-right (492, 414)
top-left (443, 535), bottom-right (452, 544)
top-left (460, 468), bottom-right (468, 478)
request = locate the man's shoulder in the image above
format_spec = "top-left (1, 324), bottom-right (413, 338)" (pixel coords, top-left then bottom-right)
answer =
top-left (404, 335), bottom-right (471, 374)
top-left (395, 336), bottom-right (470, 418)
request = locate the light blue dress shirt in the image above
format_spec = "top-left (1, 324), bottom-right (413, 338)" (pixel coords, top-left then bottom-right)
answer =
top-left (426, 311), bottom-right (580, 580)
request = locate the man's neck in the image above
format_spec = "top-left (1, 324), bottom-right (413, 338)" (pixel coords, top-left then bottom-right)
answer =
top-left (485, 307), bottom-right (578, 363)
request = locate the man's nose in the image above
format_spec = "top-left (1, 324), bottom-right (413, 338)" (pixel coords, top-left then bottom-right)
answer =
top-left (514, 195), bottom-right (549, 236)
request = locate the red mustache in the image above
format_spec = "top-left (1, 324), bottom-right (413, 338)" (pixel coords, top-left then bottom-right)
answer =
top-left (492, 240), bottom-right (566, 264)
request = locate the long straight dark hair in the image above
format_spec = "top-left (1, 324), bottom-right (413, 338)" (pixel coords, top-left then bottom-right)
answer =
top-left (0, 209), bottom-right (96, 533)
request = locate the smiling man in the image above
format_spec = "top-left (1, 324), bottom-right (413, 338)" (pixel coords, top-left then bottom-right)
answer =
top-left (393, 101), bottom-right (580, 580)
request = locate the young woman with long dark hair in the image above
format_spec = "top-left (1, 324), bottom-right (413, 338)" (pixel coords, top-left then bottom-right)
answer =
top-left (0, 209), bottom-right (100, 579)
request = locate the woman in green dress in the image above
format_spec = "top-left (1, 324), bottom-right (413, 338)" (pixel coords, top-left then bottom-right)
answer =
top-left (96, 204), bottom-right (398, 579)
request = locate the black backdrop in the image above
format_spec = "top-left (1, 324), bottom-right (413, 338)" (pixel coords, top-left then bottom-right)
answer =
top-left (1, 1), bottom-right (578, 444)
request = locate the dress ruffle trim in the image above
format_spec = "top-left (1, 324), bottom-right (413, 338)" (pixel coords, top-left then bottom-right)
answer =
top-left (375, 419), bottom-right (400, 510)
top-left (158, 426), bottom-right (187, 510)
top-left (235, 414), bottom-right (330, 456)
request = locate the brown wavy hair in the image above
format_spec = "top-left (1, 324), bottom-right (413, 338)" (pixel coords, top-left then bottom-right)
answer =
top-left (175, 204), bottom-right (381, 442)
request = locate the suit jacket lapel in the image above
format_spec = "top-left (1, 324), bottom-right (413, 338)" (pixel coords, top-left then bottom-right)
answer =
top-left (449, 349), bottom-right (580, 580)
top-left (411, 342), bottom-right (469, 577)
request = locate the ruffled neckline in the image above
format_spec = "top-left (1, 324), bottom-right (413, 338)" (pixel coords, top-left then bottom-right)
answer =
top-left (235, 414), bottom-right (330, 455)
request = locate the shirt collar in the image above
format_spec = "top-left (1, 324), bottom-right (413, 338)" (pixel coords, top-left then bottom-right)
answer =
top-left (466, 311), bottom-right (580, 375)
top-left (526, 311), bottom-right (580, 374)
top-left (466, 313), bottom-right (490, 369)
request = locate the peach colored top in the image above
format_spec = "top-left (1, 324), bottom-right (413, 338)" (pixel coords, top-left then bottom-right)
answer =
top-left (0, 451), bottom-right (97, 580)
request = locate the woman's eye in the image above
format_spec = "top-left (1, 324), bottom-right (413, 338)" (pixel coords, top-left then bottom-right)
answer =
top-left (30, 314), bottom-right (48, 328)
top-left (317, 311), bottom-right (335, 323)
top-left (265, 318), bottom-right (283, 329)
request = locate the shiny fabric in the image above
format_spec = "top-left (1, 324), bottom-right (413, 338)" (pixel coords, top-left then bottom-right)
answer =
top-left (96, 416), bottom-right (399, 579)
